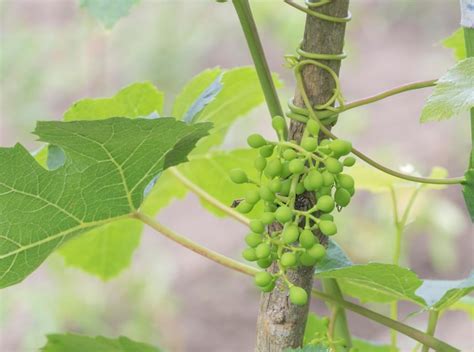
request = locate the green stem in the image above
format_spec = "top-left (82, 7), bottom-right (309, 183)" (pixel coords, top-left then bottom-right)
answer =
top-left (421, 310), bottom-right (440, 352)
top-left (168, 168), bottom-right (250, 227)
top-left (231, 0), bottom-right (286, 137)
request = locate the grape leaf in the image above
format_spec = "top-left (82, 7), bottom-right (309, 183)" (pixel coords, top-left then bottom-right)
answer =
top-left (352, 339), bottom-right (395, 352)
top-left (41, 333), bottom-right (160, 352)
top-left (79, 0), bottom-right (141, 29)
top-left (462, 168), bottom-right (474, 222)
top-left (314, 240), bottom-right (352, 273)
top-left (0, 117), bottom-right (211, 288)
top-left (420, 58), bottom-right (474, 122)
top-left (442, 28), bottom-right (466, 61)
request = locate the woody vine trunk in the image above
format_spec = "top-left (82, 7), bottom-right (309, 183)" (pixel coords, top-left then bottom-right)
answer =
top-left (255, 1), bottom-right (350, 351)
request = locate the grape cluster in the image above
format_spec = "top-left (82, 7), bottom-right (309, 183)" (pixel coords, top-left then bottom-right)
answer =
top-left (229, 116), bottom-right (356, 306)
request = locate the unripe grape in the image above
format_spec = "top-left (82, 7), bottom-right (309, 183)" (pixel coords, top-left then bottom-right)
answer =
top-left (247, 134), bottom-right (267, 149)
top-left (268, 179), bottom-right (282, 193)
top-left (264, 202), bottom-right (277, 213)
top-left (319, 214), bottom-right (334, 221)
top-left (343, 156), bottom-right (356, 167)
top-left (245, 233), bottom-right (263, 248)
top-left (275, 206), bottom-right (293, 224)
top-left (289, 159), bottom-right (305, 174)
top-left (325, 157), bottom-right (343, 174)
top-left (256, 243), bottom-right (271, 259)
top-left (260, 145), bottom-right (274, 158)
top-left (335, 188), bottom-right (351, 207)
top-left (347, 186), bottom-right (355, 196)
top-left (280, 252), bottom-right (297, 267)
top-left (282, 224), bottom-right (300, 244)
top-left (230, 169), bottom-right (248, 184)
top-left (307, 243), bottom-right (326, 260)
top-left (254, 156), bottom-right (267, 171)
top-left (316, 195), bottom-right (335, 213)
top-left (299, 252), bottom-right (317, 266)
top-left (319, 220), bottom-right (337, 236)
top-left (304, 170), bottom-right (323, 191)
top-left (338, 173), bottom-right (355, 190)
top-left (272, 115), bottom-right (287, 134)
top-left (330, 139), bottom-right (352, 156)
top-left (281, 162), bottom-right (292, 178)
top-left (259, 186), bottom-right (275, 202)
top-left (260, 281), bottom-right (276, 292)
top-left (322, 171), bottom-right (335, 186)
top-left (245, 189), bottom-right (260, 204)
top-left (289, 286), bottom-right (308, 306)
top-left (242, 248), bottom-right (257, 261)
top-left (299, 229), bottom-right (316, 249)
top-left (280, 179), bottom-right (291, 196)
top-left (260, 212), bottom-right (275, 225)
top-left (318, 187), bottom-right (332, 197)
top-left (257, 258), bottom-right (273, 269)
top-left (236, 201), bottom-right (253, 214)
top-left (301, 137), bottom-right (318, 152)
top-left (306, 119), bottom-right (320, 136)
top-left (250, 219), bottom-right (265, 234)
top-left (283, 149), bottom-right (297, 161)
top-left (265, 159), bottom-right (283, 178)
top-left (296, 182), bottom-right (306, 195)
top-left (254, 271), bottom-right (273, 287)
top-left (320, 139), bottom-right (330, 146)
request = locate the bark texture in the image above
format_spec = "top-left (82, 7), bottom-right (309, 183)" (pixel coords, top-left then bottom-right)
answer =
top-left (255, 1), bottom-right (350, 351)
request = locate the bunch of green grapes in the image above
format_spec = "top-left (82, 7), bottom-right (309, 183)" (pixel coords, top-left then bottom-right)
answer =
top-left (229, 116), bottom-right (356, 306)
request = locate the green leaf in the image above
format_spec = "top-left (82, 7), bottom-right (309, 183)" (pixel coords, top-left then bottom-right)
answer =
top-left (41, 333), bottom-right (160, 352)
top-left (0, 117), bottom-right (211, 288)
top-left (58, 219), bottom-right (143, 280)
top-left (79, 0), bottom-right (141, 29)
top-left (352, 338), bottom-right (395, 352)
top-left (303, 313), bottom-right (329, 346)
top-left (462, 168), bottom-right (474, 222)
top-left (442, 28), bottom-right (466, 61)
top-left (64, 82), bottom-right (164, 121)
top-left (420, 58), bottom-right (474, 122)
top-left (284, 346), bottom-right (329, 352)
top-left (315, 240), bottom-right (352, 273)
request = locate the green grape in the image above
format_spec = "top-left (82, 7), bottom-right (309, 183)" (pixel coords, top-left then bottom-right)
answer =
top-left (338, 173), bottom-right (355, 190)
top-left (329, 139), bottom-right (352, 156)
top-left (242, 248), bottom-right (257, 261)
top-left (280, 252), bottom-right (297, 267)
top-left (316, 195), bottom-right (335, 213)
top-left (322, 171), bottom-right (335, 186)
top-left (265, 159), bottom-right (283, 178)
top-left (236, 201), bottom-right (254, 214)
top-left (245, 233), bottom-right (263, 248)
top-left (289, 286), bottom-right (308, 306)
top-left (264, 202), bottom-right (277, 213)
top-left (347, 186), bottom-right (355, 196)
top-left (250, 219), bottom-right (265, 234)
top-left (272, 115), bottom-right (287, 134)
top-left (299, 229), bottom-right (316, 249)
top-left (304, 170), bottom-right (323, 191)
top-left (283, 149), bottom-right (297, 161)
top-left (260, 281), bottom-right (276, 292)
top-left (256, 243), bottom-right (271, 259)
top-left (306, 119), bottom-right (320, 136)
top-left (325, 157), bottom-right (343, 174)
top-left (343, 156), bottom-right (356, 167)
top-left (282, 224), bottom-right (300, 244)
top-left (257, 258), bottom-right (273, 269)
top-left (299, 252), bottom-right (318, 266)
top-left (247, 134), bottom-right (267, 149)
top-left (280, 179), bottom-right (291, 196)
top-left (260, 212), bottom-right (275, 225)
top-left (230, 169), bottom-right (248, 184)
top-left (269, 178), bottom-right (282, 193)
top-left (319, 220), bottom-right (337, 236)
top-left (319, 214), bottom-right (334, 221)
top-left (320, 139), bottom-right (330, 146)
top-left (254, 156), bottom-right (267, 171)
top-left (281, 162), bottom-right (292, 178)
top-left (318, 187), bottom-right (332, 197)
top-left (245, 189), bottom-right (260, 204)
top-left (259, 186), bottom-right (276, 202)
top-left (334, 188), bottom-right (351, 207)
top-left (296, 183), bottom-right (306, 195)
top-left (307, 243), bottom-right (326, 260)
top-left (289, 159), bottom-right (305, 174)
top-left (260, 145), bottom-right (275, 158)
top-left (301, 137), bottom-right (318, 152)
top-left (254, 271), bottom-right (273, 287)
top-left (275, 206), bottom-right (293, 223)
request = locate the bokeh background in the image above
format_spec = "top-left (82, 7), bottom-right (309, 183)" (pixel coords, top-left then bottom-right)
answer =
top-left (0, 0), bottom-right (473, 351)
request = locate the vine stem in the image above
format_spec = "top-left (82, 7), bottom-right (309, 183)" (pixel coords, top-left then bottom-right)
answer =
top-left (135, 211), bottom-right (459, 352)
top-left (168, 167), bottom-right (250, 226)
top-left (421, 310), bottom-right (440, 352)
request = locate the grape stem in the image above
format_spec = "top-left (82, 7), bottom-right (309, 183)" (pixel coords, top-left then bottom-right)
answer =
top-left (135, 211), bottom-right (459, 352)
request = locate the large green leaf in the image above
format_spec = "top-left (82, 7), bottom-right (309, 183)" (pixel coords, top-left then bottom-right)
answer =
top-left (0, 117), bottom-right (211, 288)
top-left (41, 333), bottom-right (160, 352)
top-left (314, 240), bottom-right (352, 273)
top-left (420, 58), bottom-right (474, 122)
top-left (442, 28), bottom-right (466, 61)
top-left (79, 0), bottom-right (141, 29)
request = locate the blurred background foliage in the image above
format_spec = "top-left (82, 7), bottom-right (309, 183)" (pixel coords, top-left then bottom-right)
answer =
top-left (0, 1), bottom-right (472, 351)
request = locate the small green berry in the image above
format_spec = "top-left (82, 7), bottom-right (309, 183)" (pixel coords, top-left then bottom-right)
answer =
top-left (306, 119), bottom-right (320, 136)
top-left (260, 145), bottom-right (274, 158)
top-left (304, 170), bottom-right (323, 191)
top-left (283, 149), bottom-right (297, 161)
top-left (265, 159), bottom-right (283, 178)
top-left (259, 186), bottom-right (276, 202)
top-left (275, 206), bottom-right (293, 224)
top-left (296, 182), bottom-right (306, 195)
top-left (245, 189), bottom-right (260, 204)
top-left (260, 281), bottom-right (276, 292)
top-left (307, 243), bottom-right (326, 260)
top-left (272, 115), bottom-right (287, 134)
top-left (254, 156), bottom-right (267, 171)
top-left (325, 157), bottom-right (343, 174)
top-left (250, 219), bottom-right (265, 234)
top-left (247, 134), bottom-right (267, 148)
top-left (330, 139), bottom-right (352, 156)
top-left (343, 156), bottom-right (356, 167)
top-left (254, 271), bottom-right (273, 287)
top-left (319, 220), bottom-right (337, 236)
top-left (299, 229), bottom-right (316, 249)
top-left (322, 171), bottom-right (335, 186)
top-left (230, 169), bottom-right (248, 184)
top-left (338, 173), bottom-right (355, 190)
top-left (282, 224), bottom-right (300, 244)
top-left (289, 159), bottom-right (305, 174)
top-left (334, 188), bottom-right (351, 207)
top-left (289, 286), bottom-right (308, 306)
top-left (268, 179), bottom-right (282, 193)
top-left (280, 179), bottom-right (291, 196)
top-left (260, 212), bottom-right (275, 225)
top-left (256, 243), bottom-right (271, 259)
top-left (257, 258), bottom-right (273, 269)
top-left (242, 248), bottom-right (257, 261)
top-left (236, 201), bottom-right (253, 214)
top-left (245, 233), bottom-right (263, 248)
top-left (316, 195), bottom-right (335, 213)
top-left (301, 137), bottom-right (318, 152)
top-left (280, 252), bottom-right (297, 267)
top-left (299, 252), bottom-right (317, 266)
top-left (319, 214), bottom-right (334, 221)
